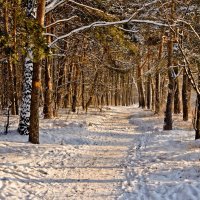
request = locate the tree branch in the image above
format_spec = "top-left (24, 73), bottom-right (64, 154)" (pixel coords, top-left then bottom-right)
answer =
top-left (48, 19), bottom-right (171, 47)
top-left (177, 19), bottom-right (200, 41)
top-left (178, 42), bottom-right (200, 95)
top-left (45, 16), bottom-right (78, 28)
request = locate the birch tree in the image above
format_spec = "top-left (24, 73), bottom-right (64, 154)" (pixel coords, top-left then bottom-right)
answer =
top-left (18, 0), bottom-right (35, 135)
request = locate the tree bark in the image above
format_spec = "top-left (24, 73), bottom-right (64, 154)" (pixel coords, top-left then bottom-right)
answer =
top-left (174, 67), bottom-right (181, 114)
top-left (18, 49), bottom-right (33, 135)
top-left (13, 1), bottom-right (19, 115)
top-left (146, 48), bottom-right (151, 109)
top-left (163, 0), bottom-right (175, 130)
top-left (43, 14), bottom-right (53, 119)
top-left (195, 94), bottom-right (200, 139)
top-left (182, 70), bottom-right (191, 121)
top-left (85, 71), bottom-right (99, 112)
top-left (29, 0), bottom-right (45, 144)
top-left (18, 0), bottom-right (35, 135)
top-left (155, 37), bottom-right (163, 114)
top-left (81, 70), bottom-right (85, 110)
top-left (4, 0), bottom-right (16, 115)
top-left (64, 65), bottom-right (73, 109)
top-left (71, 65), bottom-right (80, 112)
top-left (29, 62), bottom-right (41, 144)
top-left (195, 63), bottom-right (200, 139)
top-left (43, 57), bottom-right (53, 119)
top-left (114, 73), bottom-right (119, 106)
top-left (151, 79), bottom-right (155, 111)
top-left (163, 34), bottom-right (175, 130)
top-left (56, 62), bottom-right (65, 112)
top-left (137, 65), bottom-right (145, 108)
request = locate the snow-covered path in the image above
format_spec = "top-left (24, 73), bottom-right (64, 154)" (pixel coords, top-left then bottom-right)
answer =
top-left (119, 108), bottom-right (200, 200)
top-left (0, 107), bottom-right (136, 200)
top-left (0, 106), bottom-right (200, 200)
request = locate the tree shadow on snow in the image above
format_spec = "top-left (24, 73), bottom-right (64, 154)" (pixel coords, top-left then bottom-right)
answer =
top-left (0, 177), bottom-right (124, 184)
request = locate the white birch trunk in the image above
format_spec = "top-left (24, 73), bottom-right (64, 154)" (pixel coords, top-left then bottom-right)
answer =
top-left (18, 50), bottom-right (33, 134)
top-left (18, 0), bottom-right (35, 135)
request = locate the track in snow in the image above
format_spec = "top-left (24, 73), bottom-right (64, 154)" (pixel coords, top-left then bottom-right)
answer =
top-left (0, 106), bottom-right (136, 200)
top-left (119, 107), bottom-right (200, 200)
top-left (1, 106), bottom-right (199, 200)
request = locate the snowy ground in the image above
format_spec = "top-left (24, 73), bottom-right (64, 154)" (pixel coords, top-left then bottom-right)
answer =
top-left (119, 108), bottom-right (200, 200)
top-left (0, 106), bottom-right (200, 200)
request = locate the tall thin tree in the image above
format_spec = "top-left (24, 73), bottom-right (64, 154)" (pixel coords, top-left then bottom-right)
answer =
top-left (18, 0), bottom-right (35, 135)
top-left (29, 0), bottom-right (46, 144)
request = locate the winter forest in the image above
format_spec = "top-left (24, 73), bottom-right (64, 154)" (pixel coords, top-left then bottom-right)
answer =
top-left (0, 0), bottom-right (200, 199)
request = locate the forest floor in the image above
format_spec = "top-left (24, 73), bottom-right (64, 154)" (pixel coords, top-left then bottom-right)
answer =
top-left (0, 105), bottom-right (200, 200)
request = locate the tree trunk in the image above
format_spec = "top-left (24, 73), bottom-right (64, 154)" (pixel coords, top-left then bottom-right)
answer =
top-left (155, 72), bottom-right (160, 114)
top-left (121, 75), bottom-right (126, 106)
top-left (182, 70), bottom-right (191, 121)
top-left (85, 71), bottom-right (99, 112)
top-left (29, 0), bottom-right (45, 144)
top-left (194, 63), bottom-right (200, 139)
top-left (29, 62), bottom-right (41, 144)
top-left (7, 59), bottom-right (16, 115)
top-left (155, 37), bottom-right (163, 114)
top-left (2, 61), bottom-right (9, 108)
top-left (18, 49), bottom-right (33, 135)
top-left (13, 1), bottom-right (19, 115)
top-left (4, 0), bottom-right (16, 115)
top-left (151, 79), bottom-right (155, 111)
top-left (126, 75), bottom-right (131, 106)
top-left (43, 14), bottom-right (53, 119)
top-left (114, 74), bottom-right (119, 106)
top-left (64, 65), bottom-right (72, 109)
top-left (81, 70), bottom-right (85, 110)
top-left (71, 65), bottom-right (80, 112)
top-left (195, 94), bottom-right (200, 139)
top-left (137, 65), bottom-right (145, 108)
top-left (56, 62), bottom-right (65, 112)
top-left (163, 0), bottom-right (175, 130)
top-left (18, 0), bottom-right (35, 135)
top-left (43, 57), bottom-right (53, 119)
top-left (174, 67), bottom-right (181, 114)
top-left (163, 34), bottom-right (175, 130)
top-left (146, 49), bottom-right (151, 110)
